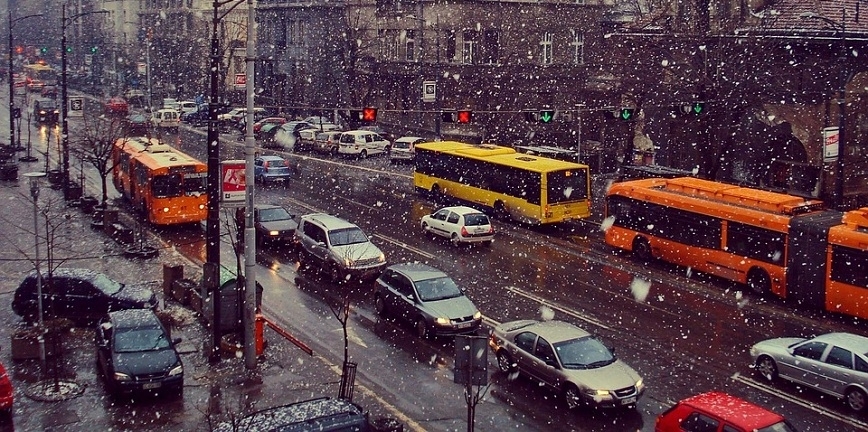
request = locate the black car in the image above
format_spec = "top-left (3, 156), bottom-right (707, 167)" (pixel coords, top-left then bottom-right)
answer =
top-left (213, 397), bottom-right (370, 432)
top-left (95, 309), bottom-right (184, 396)
top-left (123, 113), bottom-right (151, 136)
top-left (12, 268), bottom-right (158, 324)
top-left (33, 98), bottom-right (59, 124)
top-left (253, 204), bottom-right (298, 246)
top-left (180, 109), bottom-right (210, 127)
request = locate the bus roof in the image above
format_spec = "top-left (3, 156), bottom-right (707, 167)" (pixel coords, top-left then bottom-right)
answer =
top-left (842, 207), bottom-right (868, 231)
top-left (118, 137), bottom-right (204, 171)
top-left (611, 177), bottom-right (825, 216)
top-left (416, 141), bottom-right (587, 172)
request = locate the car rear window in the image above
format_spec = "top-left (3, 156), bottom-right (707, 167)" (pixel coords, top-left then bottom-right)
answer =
top-left (756, 421), bottom-right (798, 432)
top-left (464, 213), bottom-right (489, 226)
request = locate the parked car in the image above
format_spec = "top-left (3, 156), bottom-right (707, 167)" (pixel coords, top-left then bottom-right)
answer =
top-left (489, 319), bottom-right (645, 409)
top-left (296, 129), bottom-right (318, 152)
top-left (312, 131), bottom-right (344, 155)
top-left (256, 123), bottom-right (284, 146)
top-left (123, 113), bottom-right (151, 136)
top-left (105, 97), bottom-right (129, 116)
top-left (253, 204), bottom-right (298, 246)
top-left (178, 100), bottom-right (199, 116)
top-left (337, 130), bottom-right (390, 158)
top-left (252, 117), bottom-right (287, 138)
top-left (95, 309), bottom-right (184, 396)
top-left (655, 392), bottom-right (797, 432)
top-left (0, 360), bottom-right (12, 417)
top-left (151, 108), bottom-right (180, 130)
top-left (357, 125), bottom-right (394, 142)
top-left (254, 155), bottom-right (292, 186)
top-left (161, 98), bottom-right (180, 112)
top-left (229, 107), bottom-right (271, 131)
top-left (12, 268), bottom-right (158, 324)
top-left (374, 263), bottom-right (482, 338)
top-left (421, 206), bottom-right (494, 246)
top-left (40, 85), bottom-right (57, 98)
top-left (390, 136), bottom-right (424, 164)
top-left (751, 332), bottom-right (868, 412)
top-left (26, 78), bottom-right (45, 92)
top-left (293, 213), bottom-right (386, 283)
top-left (33, 98), bottom-right (59, 124)
top-left (180, 109), bottom-right (209, 127)
top-left (213, 397), bottom-right (370, 432)
top-left (271, 121), bottom-right (314, 150)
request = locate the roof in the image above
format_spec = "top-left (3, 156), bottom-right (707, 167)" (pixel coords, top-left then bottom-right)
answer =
top-left (107, 309), bottom-right (161, 329)
top-left (258, 155), bottom-right (286, 161)
top-left (26, 267), bottom-right (101, 280)
top-left (216, 397), bottom-right (366, 432)
top-left (814, 332), bottom-right (868, 353)
top-left (301, 213), bottom-right (358, 231)
top-left (506, 320), bottom-right (591, 344)
top-left (387, 262), bottom-right (448, 281)
top-left (678, 392), bottom-right (786, 429)
top-left (741, 0), bottom-right (868, 35)
top-left (439, 206), bottom-right (486, 216)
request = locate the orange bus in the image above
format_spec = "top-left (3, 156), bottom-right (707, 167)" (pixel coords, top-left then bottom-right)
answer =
top-left (112, 137), bottom-right (207, 225)
top-left (605, 177), bottom-right (868, 319)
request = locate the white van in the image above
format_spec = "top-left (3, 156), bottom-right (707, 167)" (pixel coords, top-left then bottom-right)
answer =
top-left (337, 130), bottom-right (390, 158)
top-left (178, 101), bottom-right (199, 115)
top-left (151, 109), bottom-right (181, 130)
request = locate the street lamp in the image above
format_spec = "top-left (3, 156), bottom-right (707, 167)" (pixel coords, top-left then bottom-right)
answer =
top-left (8, 12), bottom-right (43, 155)
top-left (800, 10), bottom-right (849, 209)
top-left (61, 4), bottom-right (109, 201)
top-left (23, 171), bottom-right (46, 365)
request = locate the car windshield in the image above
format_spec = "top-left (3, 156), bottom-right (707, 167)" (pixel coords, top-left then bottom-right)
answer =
top-left (92, 273), bottom-right (123, 295)
top-left (415, 276), bottom-right (463, 301)
top-left (464, 213), bottom-right (490, 226)
top-left (328, 227), bottom-right (369, 246)
top-left (393, 141), bottom-right (411, 149)
top-left (757, 421), bottom-right (798, 432)
top-left (259, 207), bottom-right (292, 222)
top-left (554, 336), bottom-right (616, 369)
top-left (114, 328), bottom-right (171, 353)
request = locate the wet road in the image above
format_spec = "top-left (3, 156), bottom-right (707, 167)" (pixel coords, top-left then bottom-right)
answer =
top-left (150, 124), bottom-right (868, 431)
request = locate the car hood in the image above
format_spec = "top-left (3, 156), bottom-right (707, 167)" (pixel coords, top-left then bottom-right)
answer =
top-left (113, 284), bottom-right (157, 307)
top-left (752, 337), bottom-right (805, 354)
top-left (331, 243), bottom-right (383, 262)
top-left (260, 220), bottom-right (297, 232)
top-left (113, 348), bottom-right (180, 376)
top-left (564, 360), bottom-right (641, 391)
top-left (422, 296), bottom-right (478, 319)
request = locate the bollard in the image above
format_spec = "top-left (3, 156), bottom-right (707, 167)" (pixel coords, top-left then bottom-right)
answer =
top-left (255, 314), bottom-right (265, 356)
top-left (162, 264), bottom-right (184, 301)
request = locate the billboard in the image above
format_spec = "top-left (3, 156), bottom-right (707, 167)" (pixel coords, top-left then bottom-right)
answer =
top-left (221, 160), bottom-right (246, 203)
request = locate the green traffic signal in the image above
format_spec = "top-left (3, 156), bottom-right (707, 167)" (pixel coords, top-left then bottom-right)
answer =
top-left (691, 102), bottom-right (705, 115)
top-left (619, 108), bottom-right (634, 120)
top-left (90, 46), bottom-right (98, 53)
top-left (539, 110), bottom-right (555, 123)
top-left (40, 47), bottom-right (47, 54)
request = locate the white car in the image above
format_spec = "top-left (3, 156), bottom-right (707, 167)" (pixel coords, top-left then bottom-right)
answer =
top-left (390, 136), bottom-right (425, 164)
top-left (337, 130), bottom-right (390, 158)
top-left (178, 101), bottom-right (199, 116)
top-left (151, 108), bottom-right (180, 130)
top-left (421, 206), bottom-right (494, 246)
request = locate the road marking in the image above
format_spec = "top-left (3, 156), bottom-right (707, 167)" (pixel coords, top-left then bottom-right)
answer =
top-left (373, 234), bottom-right (435, 260)
top-left (731, 373), bottom-right (868, 431)
top-left (503, 285), bottom-right (612, 331)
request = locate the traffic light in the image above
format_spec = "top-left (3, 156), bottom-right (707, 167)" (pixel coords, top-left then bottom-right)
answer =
top-left (618, 108), bottom-right (635, 120)
top-left (66, 46), bottom-right (72, 53)
top-left (361, 107), bottom-right (377, 122)
top-left (39, 46), bottom-right (47, 55)
top-left (539, 109), bottom-right (555, 123)
top-left (457, 110), bottom-right (472, 124)
top-left (15, 46), bottom-right (23, 54)
top-left (90, 46), bottom-right (98, 54)
top-left (689, 101), bottom-right (705, 115)
top-left (523, 110), bottom-right (538, 122)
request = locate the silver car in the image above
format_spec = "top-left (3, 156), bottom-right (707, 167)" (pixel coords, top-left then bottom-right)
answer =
top-left (489, 320), bottom-right (644, 409)
top-left (750, 332), bottom-right (868, 412)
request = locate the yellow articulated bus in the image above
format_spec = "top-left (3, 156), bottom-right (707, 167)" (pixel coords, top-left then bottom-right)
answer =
top-left (605, 177), bottom-right (868, 319)
top-left (112, 137), bottom-right (208, 225)
top-left (413, 141), bottom-right (591, 225)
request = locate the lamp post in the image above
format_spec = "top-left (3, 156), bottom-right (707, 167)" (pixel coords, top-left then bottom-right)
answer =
top-left (801, 10), bottom-right (849, 209)
top-left (61, 4), bottom-right (109, 201)
top-left (8, 12), bottom-right (42, 154)
top-left (23, 172), bottom-right (46, 365)
top-left (207, 0), bottom-right (248, 363)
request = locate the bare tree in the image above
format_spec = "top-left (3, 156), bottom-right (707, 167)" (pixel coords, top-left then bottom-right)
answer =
top-left (70, 114), bottom-right (128, 206)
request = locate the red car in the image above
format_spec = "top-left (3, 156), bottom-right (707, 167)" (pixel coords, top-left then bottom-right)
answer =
top-left (655, 392), bottom-right (797, 432)
top-left (252, 117), bottom-right (287, 133)
top-left (105, 97), bottom-right (129, 116)
top-left (0, 361), bottom-right (12, 417)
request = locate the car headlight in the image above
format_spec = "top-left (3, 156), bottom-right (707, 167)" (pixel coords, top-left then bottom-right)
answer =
top-left (269, 230), bottom-right (279, 236)
top-left (473, 311), bottom-right (482, 320)
top-left (586, 389), bottom-right (611, 397)
top-left (162, 207), bottom-right (170, 213)
top-left (435, 317), bottom-right (450, 325)
top-left (169, 365), bottom-right (184, 376)
top-left (636, 379), bottom-right (644, 391)
top-left (377, 253), bottom-right (385, 263)
top-left (114, 372), bottom-right (132, 382)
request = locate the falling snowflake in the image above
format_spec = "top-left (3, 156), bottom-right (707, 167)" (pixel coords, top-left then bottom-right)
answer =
top-left (630, 278), bottom-right (651, 303)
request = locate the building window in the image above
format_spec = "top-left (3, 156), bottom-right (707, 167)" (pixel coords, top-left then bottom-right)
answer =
top-left (463, 30), bottom-right (478, 64)
top-left (446, 30), bottom-right (456, 62)
top-left (540, 32), bottom-right (553, 65)
top-left (406, 30), bottom-right (415, 61)
top-left (482, 29), bottom-right (499, 64)
top-left (570, 31), bottom-right (584, 65)
top-left (275, 19), bottom-right (287, 49)
top-left (379, 29), bottom-right (399, 60)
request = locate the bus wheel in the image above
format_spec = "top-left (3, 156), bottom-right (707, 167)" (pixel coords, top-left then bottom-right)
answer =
top-left (632, 236), bottom-right (653, 262)
top-left (747, 268), bottom-right (771, 295)
top-left (431, 184), bottom-right (444, 202)
top-left (494, 201), bottom-right (509, 220)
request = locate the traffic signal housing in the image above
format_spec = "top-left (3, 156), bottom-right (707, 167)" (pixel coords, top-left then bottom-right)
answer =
top-left (90, 46), bottom-right (99, 54)
top-left (457, 110), bottom-right (472, 124)
top-left (618, 108), bottom-right (635, 120)
top-left (685, 102), bottom-right (706, 115)
top-left (361, 107), bottom-right (377, 122)
top-left (539, 109), bottom-right (556, 123)
top-left (39, 47), bottom-right (48, 55)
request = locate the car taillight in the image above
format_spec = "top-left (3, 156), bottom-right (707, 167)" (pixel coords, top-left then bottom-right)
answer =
top-left (461, 227), bottom-right (469, 236)
top-left (283, 160), bottom-right (290, 167)
top-left (488, 225), bottom-right (494, 234)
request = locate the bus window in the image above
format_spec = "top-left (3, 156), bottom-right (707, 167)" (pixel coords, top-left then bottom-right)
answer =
top-left (547, 169), bottom-right (589, 204)
top-left (183, 175), bottom-right (207, 195)
top-left (152, 174), bottom-right (183, 198)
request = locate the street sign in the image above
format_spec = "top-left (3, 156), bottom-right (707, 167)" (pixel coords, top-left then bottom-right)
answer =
top-left (221, 160), bottom-right (246, 202)
top-left (68, 97), bottom-right (84, 117)
top-left (234, 74), bottom-right (246, 90)
top-left (422, 80), bottom-right (436, 102)
top-left (822, 127), bottom-right (839, 162)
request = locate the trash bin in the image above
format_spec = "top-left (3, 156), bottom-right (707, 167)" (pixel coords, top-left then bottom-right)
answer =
top-left (66, 183), bottom-right (83, 201)
top-left (79, 196), bottom-right (98, 214)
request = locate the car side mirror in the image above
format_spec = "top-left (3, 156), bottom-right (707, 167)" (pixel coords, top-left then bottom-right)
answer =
top-left (406, 294), bottom-right (415, 302)
top-left (545, 359), bottom-right (558, 368)
top-left (172, 337), bottom-right (182, 346)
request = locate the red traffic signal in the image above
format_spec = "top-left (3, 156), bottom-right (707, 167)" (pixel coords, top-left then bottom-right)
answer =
top-left (457, 110), bottom-right (472, 124)
top-left (362, 107), bottom-right (377, 122)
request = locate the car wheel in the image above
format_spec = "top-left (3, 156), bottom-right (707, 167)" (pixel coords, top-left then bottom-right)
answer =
top-left (632, 236), bottom-right (653, 262)
top-left (496, 350), bottom-right (516, 373)
top-left (431, 184), bottom-right (445, 203)
top-left (450, 233), bottom-right (461, 247)
top-left (755, 355), bottom-right (778, 381)
top-left (359, 150), bottom-right (368, 160)
top-left (415, 318), bottom-right (429, 339)
top-left (374, 295), bottom-right (387, 317)
top-left (329, 146), bottom-right (338, 156)
top-left (329, 264), bottom-right (344, 284)
top-left (494, 201), bottom-right (509, 220)
top-left (482, 240), bottom-right (493, 247)
top-left (846, 388), bottom-right (867, 412)
top-left (747, 268), bottom-right (771, 295)
top-left (563, 384), bottom-right (582, 410)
